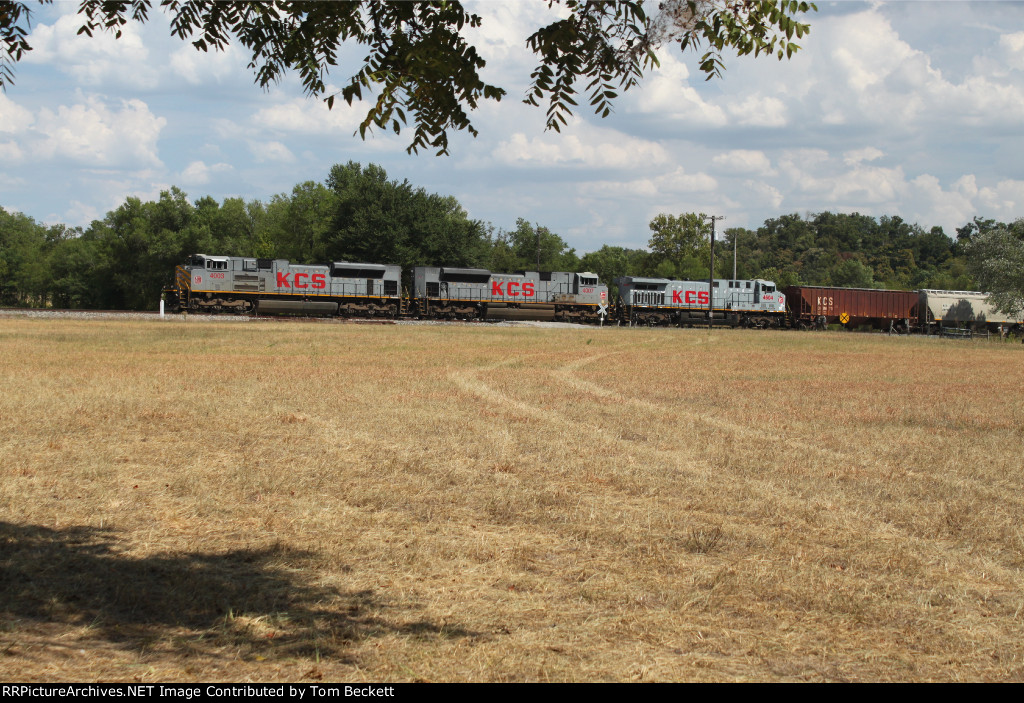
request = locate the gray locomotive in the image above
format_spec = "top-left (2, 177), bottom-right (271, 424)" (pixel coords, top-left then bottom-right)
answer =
top-left (163, 255), bottom-right (610, 322)
top-left (164, 254), bottom-right (402, 317)
top-left (615, 276), bottom-right (786, 327)
top-left (412, 266), bottom-right (609, 322)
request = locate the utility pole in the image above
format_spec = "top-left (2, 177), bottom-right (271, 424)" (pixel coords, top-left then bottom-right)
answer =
top-left (733, 228), bottom-right (738, 281)
top-left (707, 215), bottom-right (725, 330)
top-left (536, 227), bottom-right (541, 271)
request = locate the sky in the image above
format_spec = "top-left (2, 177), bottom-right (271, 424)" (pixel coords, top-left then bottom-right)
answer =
top-left (2, 1), bottom-right (1023, 254)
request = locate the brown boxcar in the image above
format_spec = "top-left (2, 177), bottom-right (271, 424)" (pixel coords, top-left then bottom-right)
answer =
top-left (784, 286), bottom-right (921, 331)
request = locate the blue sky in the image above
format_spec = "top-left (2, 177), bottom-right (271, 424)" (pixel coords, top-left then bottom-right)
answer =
top-left (2, 1), bottom-right (1023, 253)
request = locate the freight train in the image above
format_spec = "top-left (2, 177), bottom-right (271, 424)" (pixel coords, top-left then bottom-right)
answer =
top-left (783, 285), bottom-right (1023, 334)
top-left (163, 254), bottom-right (609, 323)
top-left (162, 254), bottom-right (1022, 334)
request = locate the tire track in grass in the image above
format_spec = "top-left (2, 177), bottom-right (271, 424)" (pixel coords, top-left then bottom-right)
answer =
top-left (552, 352), bottom-right (880, 474)
top-left (445, 356), bottom-right (706, 470)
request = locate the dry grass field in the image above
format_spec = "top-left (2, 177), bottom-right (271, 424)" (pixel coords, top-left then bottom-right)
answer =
top-left (1, 316), bottom-right (1022, 682)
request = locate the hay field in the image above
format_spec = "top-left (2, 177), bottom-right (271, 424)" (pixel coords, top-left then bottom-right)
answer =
top-left (1, 317), bottom-right (1022, 682)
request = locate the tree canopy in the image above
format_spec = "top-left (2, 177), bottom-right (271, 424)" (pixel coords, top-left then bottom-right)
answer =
top-left (1, 0), bottom-right (816, 154)
top-left (647, 212), bottom-right (714, 279)
top-left (965, 218), bottom-right (1024, 317)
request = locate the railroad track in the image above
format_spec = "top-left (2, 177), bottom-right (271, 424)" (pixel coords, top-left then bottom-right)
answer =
top-left (0, 307), bottom-right (489, 325)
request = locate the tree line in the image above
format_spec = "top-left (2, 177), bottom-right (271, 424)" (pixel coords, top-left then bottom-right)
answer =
top-left (1, 160), bottom-right (1021, 313)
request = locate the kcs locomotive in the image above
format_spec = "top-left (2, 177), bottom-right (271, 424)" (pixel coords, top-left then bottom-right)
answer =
top-left (163, 254), bottom-right (610, 323)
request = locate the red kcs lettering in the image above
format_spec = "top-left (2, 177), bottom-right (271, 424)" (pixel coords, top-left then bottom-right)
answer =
top-left (522, 282), bottom-right (534, 297)
top-left (508, 281), bottom-right (520, 297)
top-left (672, 290), bottom-right (710, 305)
top-left (492, 281), bottom-right (503, 296)
top-left (276, 272), bottom-right (327, 289)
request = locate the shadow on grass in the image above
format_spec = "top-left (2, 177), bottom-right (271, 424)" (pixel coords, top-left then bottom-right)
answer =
top-left (0, 521), bottom-right (475, 661)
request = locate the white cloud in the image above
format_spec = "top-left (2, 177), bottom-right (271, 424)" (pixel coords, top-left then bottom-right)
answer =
top-left (977, 179), bottom-right (1024, 217)
top-left (712, 150), bottom-right (775, 176)
top-left (727, 95), bottom-right (788, 127)
top-left (827, 165), bottom-right (906, 204)
top-left (633, 52), bottom-right (728, 126)
top-left (657, 167), bottom-right (718, 194)
top-left (464, 0), bottom-right (565, 69)
top-left (62, 201), bottom-right (103, 226)
top-left (843, 147), bottom-right (884, 165)
top-left (32, 95), bottom-right (166, 167)
top-left (954, 174), bottom-right (979, 200)
top-left (169, 43), bottom-right (247, 85)
top-left (776, 147), bottom-right (906, 205)
top-left (250, 140), bottom-right (296, 163)
top-left (26, 14), bottom-right (159, 89)
top-left (739, 180), bottom-right (785, 210)
top-left (999, 32), bottom-right (1024, 71)
top-left (792, 7), bottom-right (1024, 129)
top-left (0, 94), bottom-right (34, 133)
top-left (252, 96), bottom-right (365, 135)
top-left (492, 126), bottom-right (667, 169)
top-left (903, 175), bottom-right (975, 233)
top-left (579, 167), bottom-right (717, 203)
top-left (179, 160), bottom-right (233, 185)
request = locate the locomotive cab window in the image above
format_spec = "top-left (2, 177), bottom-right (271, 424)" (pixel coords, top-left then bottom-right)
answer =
top-left (206, 259), bottom-right (228, 271)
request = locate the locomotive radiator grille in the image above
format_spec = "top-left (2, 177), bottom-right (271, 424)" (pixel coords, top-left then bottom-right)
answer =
top-left (631, 291), bottom-right (665, 306)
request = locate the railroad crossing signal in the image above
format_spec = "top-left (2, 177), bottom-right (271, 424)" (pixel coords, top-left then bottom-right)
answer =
top-left (839, 312), bottom-right (850, 324)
